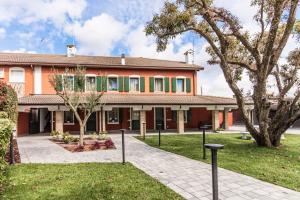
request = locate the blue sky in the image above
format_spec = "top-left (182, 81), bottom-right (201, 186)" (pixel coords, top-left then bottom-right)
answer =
top-left (0, 0), bottom-right (299, 97)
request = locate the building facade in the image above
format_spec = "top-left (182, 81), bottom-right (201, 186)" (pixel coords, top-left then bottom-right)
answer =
top-left (0, 47), bottom-right (253, 136)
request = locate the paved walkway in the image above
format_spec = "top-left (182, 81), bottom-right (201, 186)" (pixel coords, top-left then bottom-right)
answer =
top-left (17, 135), bottom-right (300, 200)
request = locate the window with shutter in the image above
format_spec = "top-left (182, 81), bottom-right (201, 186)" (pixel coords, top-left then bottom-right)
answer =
top-left (186, 78), bottom-right (191, 93)
top-left (97, 76), bottom-right (102, 92)
top-left (149, 77), bottom-right (154, 92)
top-left (118, 76), bottom-right (124, 92)
top-left (140, 77), bottom-right (145, 92)
top-left (171, 77), bottom-right (176, 93)
top-left (124, 76), bottom-right (129, 92)
top-left (164, 77), bottom-right (169, 92)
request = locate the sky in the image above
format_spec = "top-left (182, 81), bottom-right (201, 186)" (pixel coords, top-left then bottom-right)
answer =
top-left (0, 0), bottom-right (299, 97)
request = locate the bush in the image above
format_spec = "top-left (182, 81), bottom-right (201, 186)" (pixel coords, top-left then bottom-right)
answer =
top-left (62, 132), bottom-right (78, 144)
top-left (0, 116), bottom-right (13, 191)
top-left (0, 81), bottom-right (18, 123)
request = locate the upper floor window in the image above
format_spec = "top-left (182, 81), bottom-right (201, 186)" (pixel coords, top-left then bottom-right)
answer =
top-left (130, 77), bottom-right (140, 92)
top-left (9, 67), bottom-right (25, 83)
top-left (155, 77), bottom-right (164, 92)
top-left (0, 68), bottom-right (4, 79)
top-left (85, 75), bottom-right (96, 91)
top-left (176, 78), bottom-right (185, 93)
top-left (108, 76), bottom-right (118, 92)
top-left (64, 111), bottom-right (74, 124)
top-left (64, 75), bottom-right (74, 91)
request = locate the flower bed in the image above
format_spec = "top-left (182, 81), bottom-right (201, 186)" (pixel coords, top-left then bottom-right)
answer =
top-left (50, 131), bottom-right (115, 153)
top-left (5, 139), bottom-right (21, 163)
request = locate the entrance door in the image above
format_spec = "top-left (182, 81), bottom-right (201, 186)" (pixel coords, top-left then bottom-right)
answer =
top-left (131, 110), bottom-right (140, 130)
top-left (29, 108), bottom-right (40, 134)
top-left (155, 108), bottom-right (164, 130)
top-left (86, 112), bottom-right (97, 132)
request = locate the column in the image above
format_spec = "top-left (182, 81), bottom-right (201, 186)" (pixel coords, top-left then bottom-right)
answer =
top-left (102, 110), bottom-right (106, 132)
top-left (55, 111), bottom-right (64, 133)
top-left (177, 110), bottom-right (184, 134)
top-left (98, 110), bottom-right (102, 133)
top-left (140, 110), bottom-right (146, 136)
top-left (212, 110), bottom-right (219, 131)
top-left (224, 108), bottom-right (229, 130)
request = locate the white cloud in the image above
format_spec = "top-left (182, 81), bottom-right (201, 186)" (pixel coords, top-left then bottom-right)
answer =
top-left (0, 0), bottom-right (87, 28)
top-left (0, 28), bottom-right (6, 40)
top-left (65, 13), bottom-right (129, 55)
top-left (125, 26), bottom-right (192, 62)
top-left (2, 48), bottom-right (36, 54)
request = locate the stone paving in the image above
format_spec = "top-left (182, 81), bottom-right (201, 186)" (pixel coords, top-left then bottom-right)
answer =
top-left (17, 134), bottom-right (300, 200)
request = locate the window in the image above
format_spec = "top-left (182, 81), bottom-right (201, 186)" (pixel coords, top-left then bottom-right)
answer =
top-left (130, 77), bottom-right (139, 92)
top-left (155, 78), bottom-right (164, 92)
top-left (64, 111), bottom-right (74, 124)
top-left (9, 67), bottom-right (25, 83)
top-left (86, 76), bottom-right (96, 91)
top-left (108, 76), bottom-right (118, 91)
top-left (0, 68), bottom-right (4, 78)
top-left (107, 108), bottom-right (119, 124)
top-left (176, 78), bottom-right (185, 93)
top-left (63, 75), bottom-right (74, 91)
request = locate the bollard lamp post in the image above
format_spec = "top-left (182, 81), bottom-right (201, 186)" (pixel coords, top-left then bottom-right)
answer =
top-left (200, 125), bottom-right (209, 159)
top-left (205, 144), bottom-right (224, 200)
top-left (120, 129), bottom-right (126, 164)
top-left (9, 131), bottom-right (15, 165)
top-left (157, 124), bottom-right (162, 147)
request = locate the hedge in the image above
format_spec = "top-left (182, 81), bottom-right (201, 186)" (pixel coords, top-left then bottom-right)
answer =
top-left (0, 114), bottom-right (12, 192)
top-left (0, 81), bottom-right (18, 123)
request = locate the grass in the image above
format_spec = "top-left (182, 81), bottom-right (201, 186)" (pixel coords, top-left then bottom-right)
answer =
top-left (1, 163), bottom-right (183, 200)
top-left (137, 133), bottom-right (300, 191)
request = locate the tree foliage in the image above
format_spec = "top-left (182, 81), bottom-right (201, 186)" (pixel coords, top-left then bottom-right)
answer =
top-left (49, 66), bottom-right (104, 146)
top-left (0, 81), bottom-right (18, 123)
top-left (146, 0), bottom-right (300, 147)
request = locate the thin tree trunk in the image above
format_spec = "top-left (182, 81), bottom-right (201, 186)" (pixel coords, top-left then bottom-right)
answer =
top-left (79, 125), bottom-right (84, 147)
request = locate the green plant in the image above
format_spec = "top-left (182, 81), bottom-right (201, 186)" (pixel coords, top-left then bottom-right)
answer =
top-left (91, 132), bottom-right (98, 140)
top-left (0, 116), bottom-right (13, 190)
top-left (216, 128), bottom-right (225, 132)
top-left (0, 81), bottom-right (18, 123)
top-left (98, 132), bottom-right (108, 140)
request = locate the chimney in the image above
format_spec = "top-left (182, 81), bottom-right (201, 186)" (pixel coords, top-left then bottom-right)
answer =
top-left (121, 53), bottom-right (125, 65)
top-left (184, 49), bottom-right (193, 64)
top-left (67, 44), bottom-right (76, 57)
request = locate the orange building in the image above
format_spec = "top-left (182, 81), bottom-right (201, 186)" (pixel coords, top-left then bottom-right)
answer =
top-left (0, 46), bottom-right (252, 136)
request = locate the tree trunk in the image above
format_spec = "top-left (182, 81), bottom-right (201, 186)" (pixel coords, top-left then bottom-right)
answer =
top-left (79, 125), bottom-right (84, 147)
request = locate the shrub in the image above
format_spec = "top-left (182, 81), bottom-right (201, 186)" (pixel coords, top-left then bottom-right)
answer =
top-left (0, 81), bottom-right (18, 123)
top-left (99, 132), bottom-right (108, 140)
top-left (0, 116), bottom-right (13, 191)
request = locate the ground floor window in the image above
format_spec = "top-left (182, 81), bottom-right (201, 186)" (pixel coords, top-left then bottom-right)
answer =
top-left (107, 108), bottom-right (119, 124)
top-left (64, 111), bottom-right (74, 124)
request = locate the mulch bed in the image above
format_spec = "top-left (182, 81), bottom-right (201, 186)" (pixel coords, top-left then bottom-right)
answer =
top-left (50, 138), bottom-right (116, 153)
top-left (5, 139), bottom-right (21, 164)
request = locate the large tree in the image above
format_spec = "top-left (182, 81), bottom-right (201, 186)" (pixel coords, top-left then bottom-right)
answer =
top-left (146, 0), bottom-right (300, 147)
top-left (49, 66), bottom-right (104, 146)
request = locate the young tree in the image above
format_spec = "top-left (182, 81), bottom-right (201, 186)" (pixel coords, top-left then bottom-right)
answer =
top-left (49, 66), bottom-right (104, 146)
top-left (146, 0), bottom-right (300, 147)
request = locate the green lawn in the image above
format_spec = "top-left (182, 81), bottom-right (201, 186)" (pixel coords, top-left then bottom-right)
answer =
top-left (137, 134), bottom-right (300, 191)
top-left (1, 163), bottom-right (183, 200)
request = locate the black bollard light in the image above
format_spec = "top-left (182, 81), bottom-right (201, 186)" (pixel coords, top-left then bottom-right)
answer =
top-left (120, 129), bottom-right (126, 164)
top-left (200, 125), bottom-right (208, 159)
top-left (205, 144), bottom-right (224, 200)
top-left (9, 132), bottom-right (15, 165)
top-left (157, 124), bottom-right (162, 147)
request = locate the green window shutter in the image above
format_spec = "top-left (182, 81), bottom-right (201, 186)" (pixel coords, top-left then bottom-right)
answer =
top-left (140, 77), bottom-right (145, 92)
top-left (171, 77), bottom-right (176, 93)
top-left (186, 78), bottom-right (191, 93)
top-left (74, 75), bottom-right (85, 92)
top-left (56, 75), bottom-right (63, 92)
top-left (164, 77), bottom-right (169, 92)
top-left (102, 76), bottom-right (107, 92)
top-left (97, 76), bottom-right (102, 92)
top-left (124, 76), bottom-right (129, 92)
top-left (118, 76), bottom-right (124, 92)
top-left (149, 77), bottom-right (154, 92)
